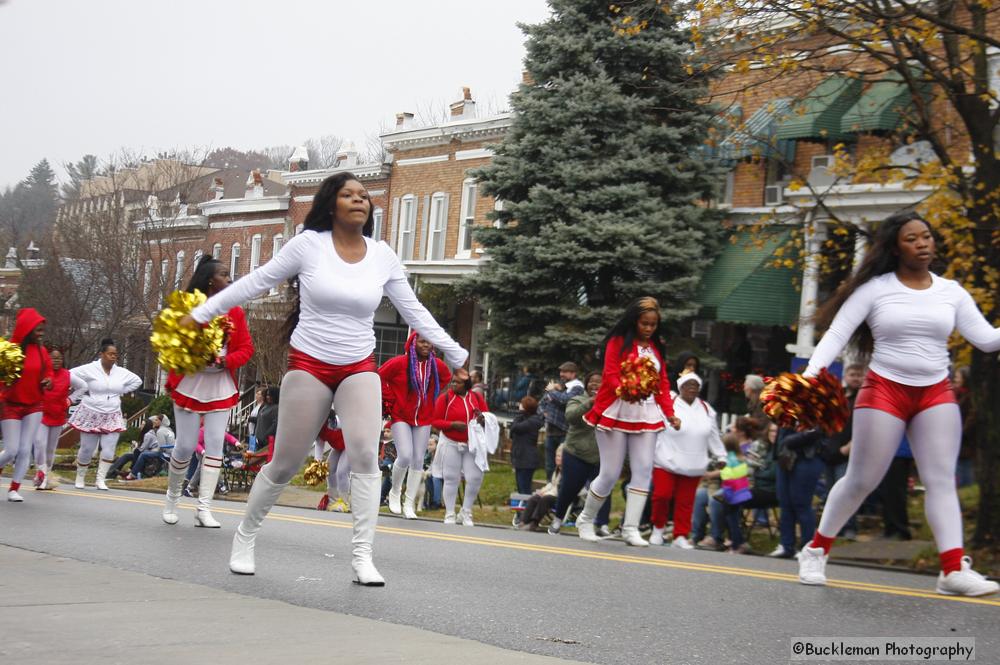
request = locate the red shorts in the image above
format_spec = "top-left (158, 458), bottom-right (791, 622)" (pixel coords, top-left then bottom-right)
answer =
top-left (855, 370), bottom-right (956, 422)
top-left (287, 348), bottom-right (377, 393)
top-left (2, 401), bottom-right (43, 421)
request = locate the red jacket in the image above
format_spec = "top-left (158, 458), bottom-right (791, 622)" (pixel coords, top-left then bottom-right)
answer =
top-left (586, 336), bottom-right (675, 424)
top-left (432, 389), bottom-right (489, 443)
top-left (41, 367), bottom-right (72, 426)
top-left (379, 347), bottom-right (452, 426)
top-left (318, 422), bottom-right (345, 451)
top-left (3, 308), bottom-right (52, 407)
top-left (166, 306), bottom-right (254, 395)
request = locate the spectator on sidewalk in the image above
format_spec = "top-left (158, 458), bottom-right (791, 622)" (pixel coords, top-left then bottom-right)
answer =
top-left (670, 352), bottom-right (701, 392)
top-left (424, 435), bottom-right (444, 510)
top-left (539, 361), bottom-right (585, 480)
top-left (744, 374), bottom-right (767, 423)
top-left (511, 366), bottom-right (536, 403)
top-left (772, 424), bottom-right (825, 558)
top-left (510, 396), bottom-right (545, 495)
top-left (244, 388), bottom-right (279, 470)
top-left (518, 446), bottom-right (564, 531)
top-left (109, 416), bottom-right (158, 479)
top-left (717, 431), bottom-right (753, 554)
top-left (548, 371), bottom-right (611, 536)
top-left (470, 370), bottom-right (488, 401)
top-left (127, 415), bottom-right (174, 480)
top-left (246, 387), bottom-right (265, 452)
top-left (725, 420), bottom-right (780, 551)
top-left (649, 372), bottom-right (725, 549)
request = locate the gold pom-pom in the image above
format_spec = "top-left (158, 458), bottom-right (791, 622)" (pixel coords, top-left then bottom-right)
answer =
top-left (303, 459), bottom-right (329, 486)
top-left (760, 368), bottom-right (849, 435)
top-left (150, 290), bottom-right (226, 375)
top-left (615, 354), bottom-right (661, 403)
top-left (0, 338), bottom-right (25, 384)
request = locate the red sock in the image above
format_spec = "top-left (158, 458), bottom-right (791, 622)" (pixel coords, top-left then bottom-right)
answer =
top-left (940, 548), bottom-right (964, 575)
top-left (9, 481), bottom-right (19, 492)
top-left (809, 532), bottom-right (835, 554)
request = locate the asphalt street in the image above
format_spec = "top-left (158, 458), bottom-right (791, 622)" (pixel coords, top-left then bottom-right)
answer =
top-left (1, 483), bottom-right (996, 664)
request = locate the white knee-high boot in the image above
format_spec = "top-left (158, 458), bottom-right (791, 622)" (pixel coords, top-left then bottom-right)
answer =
top-left (95, 458), bottom-right (114, 491)
top-left (230, 469), bottom-right (286, 575)
top-left (576, 489), bottom-right (607, 542)
top-left (350, 471), bottom-right (385, 586)
top-left (402, 467), bottom-right (422, 519)
top-left (194, 457), bottom-right (222, 528)
top-left (75, 461), bottom-right (88, 489)
top-left (387, 463), bottom-right (405, 514)
top-left (622, 488), bottom-right (650, 547)
top-left (162, 458), bottom-right (190, 525)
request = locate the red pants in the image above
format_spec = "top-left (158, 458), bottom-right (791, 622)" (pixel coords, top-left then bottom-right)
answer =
top-left (650, 467), bottom-right (701, 535)
top-left (855, 370), bottom-right (956, 422)
top-left (287, 348), bottom-right (376, 392)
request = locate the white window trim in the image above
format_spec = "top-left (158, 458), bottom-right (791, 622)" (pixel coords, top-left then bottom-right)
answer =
top-left (230, 243), bottom-right (241, 281)
top-left (426, 192), bottom-right (448, 261)
top-left (212, 243), bottom-right (222, 259)
top-left (398, 194), bottom-right (417, 260)
top-left (158, 259), bottom-right (169, 307)
top-left (456, 178), bottom-right (477, 258)
top-left (174, 250), bottom-right (185, 289)
top-left (372, 207), bottom-right (384, 242)
top-left (192, 249), bottom-right (203, 271)
top-left (143, 260), bottom-right (153, 298)
top-left (269, 234), bottom-right (283, 295)
top-left (250, 234), bottom-right (262, 272)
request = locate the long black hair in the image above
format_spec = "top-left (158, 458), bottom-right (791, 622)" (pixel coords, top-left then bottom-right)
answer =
top-left (814, 210), bottom-right (938, 356)
top-left (283, 172), bottom-right (374, 342)
top-left (187, 254), bottom-right (223, 295)
top-left (603, 296), bottom-right (667, 361)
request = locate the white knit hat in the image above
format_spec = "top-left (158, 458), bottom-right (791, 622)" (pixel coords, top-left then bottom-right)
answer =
top-left (677, 372), bottom-right (703, 388)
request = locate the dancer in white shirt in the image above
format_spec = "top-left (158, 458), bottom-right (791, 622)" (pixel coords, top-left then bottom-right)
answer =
top-left (798, 211), bottom-right (1000, 597)
top-left (180, 172), bottom-right (467, 586)
top-left (69, 339), bottom-right (142, 490)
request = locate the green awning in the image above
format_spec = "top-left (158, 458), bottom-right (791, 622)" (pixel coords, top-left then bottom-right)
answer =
top-left (717, 99), bottom-right (796, 162)
top-left (696, 228), bottom-right (800, 326)
top-left (775, 76), bottom-right (863, 141)
top-left (840, 70), bottom-right (925, 134)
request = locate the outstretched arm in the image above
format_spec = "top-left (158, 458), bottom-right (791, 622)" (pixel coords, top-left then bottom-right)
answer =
top-left (955, 287), bottom-right (1000, 352)
top-left (804, 283), bottom-right (876, 377)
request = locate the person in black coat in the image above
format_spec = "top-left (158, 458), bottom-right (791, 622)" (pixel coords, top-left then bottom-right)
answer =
top-left (510, 396), bottom-right (545, 494)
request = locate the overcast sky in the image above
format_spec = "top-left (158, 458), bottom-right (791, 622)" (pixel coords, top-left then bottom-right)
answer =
top-left (0, 0), bottom-right (552, 189)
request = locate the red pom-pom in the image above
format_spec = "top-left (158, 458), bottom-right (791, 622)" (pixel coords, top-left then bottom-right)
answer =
top-left (760, 368), bottom-right (849, 435)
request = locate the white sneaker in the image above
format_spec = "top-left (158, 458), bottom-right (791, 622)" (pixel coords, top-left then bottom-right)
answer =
top-left (458, 509), bottom-right (474, 527)
top-left (443, 512), bottom-right (457, 525)
top-left (547, 517), bottom-right (562, 535)
top-left (671, 535), bottom-right (695, 550)
top-left (596, 524), bottom-right (612, 538)
top-left (936, 557), bottom-right (1000, 597)
top-left (7, 489), bottom-right (24, 502)
top-left (768, 544), bottom-right (790, 558)
top-left (649, 527), bottom-right (665, 546)
top-left (798, 546), bottom-right (828, 585)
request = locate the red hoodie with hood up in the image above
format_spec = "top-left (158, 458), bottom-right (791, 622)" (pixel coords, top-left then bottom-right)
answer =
top-left (3, 308), bottom-right (52, 407)
top-left (378, 332), bottom-right (452, 427)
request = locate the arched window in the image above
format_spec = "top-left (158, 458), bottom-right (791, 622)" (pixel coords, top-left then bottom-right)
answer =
top-left (212, 243), bottom-right (222, 259)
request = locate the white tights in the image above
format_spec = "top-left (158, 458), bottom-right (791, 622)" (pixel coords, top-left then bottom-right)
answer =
top-left (441, 440), bottom-right (484, 514)
top-left (313, 441), bottom-right (351, 499)
top-left (590, 429), bottom-right (656, 498)
top-left (391, 423), bottom-right (431, 471)
top-left (34, 424), bottom-right (62, 469)
top-left (77, 431), bottom-right (120, 465)
top-left (0, 413), bottom-right (43, 483)
top-left (818, 404), bottom-right (964, 552)
top-left (171, 408), bottom-right (230, 461)
top-left (264, 370), bottom-right (382, 484)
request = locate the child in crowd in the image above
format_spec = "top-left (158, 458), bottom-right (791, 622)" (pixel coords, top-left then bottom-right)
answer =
top-left (717, 432), bottom-right (752, 553)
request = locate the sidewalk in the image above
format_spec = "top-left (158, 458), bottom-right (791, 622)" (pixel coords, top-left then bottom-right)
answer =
top-left (0, 545), bottom-right (585, 665)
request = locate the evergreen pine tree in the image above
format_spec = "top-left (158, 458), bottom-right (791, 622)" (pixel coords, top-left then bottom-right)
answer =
top-left (459, 0), bottom-right (724, 369)
top-left (62, 154), bottom-right (100, 200)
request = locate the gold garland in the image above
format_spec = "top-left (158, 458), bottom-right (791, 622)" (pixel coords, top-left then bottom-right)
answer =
top-left (150, 290), bottom-right (226, 375)
top-left (0, 338), bottom-right (25, 384)
top-left (615, 354), bottom-right (660, 403)
top-left (303, 459), bottom-right (329, 486)
top-left (760, 368), bottom-right (849, 435)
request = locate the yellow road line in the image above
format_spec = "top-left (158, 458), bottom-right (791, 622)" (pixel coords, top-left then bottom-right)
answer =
top-left (34, 486), bottom-right (1000, 608)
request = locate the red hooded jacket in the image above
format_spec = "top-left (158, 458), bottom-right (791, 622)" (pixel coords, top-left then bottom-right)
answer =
top-left (379, 333), bottom-right (452, 426)
top-left (41, 367), bottom-right (72, 426)
top-left (584, 336), bottom-right (675, 426)
top-left (432, 389), bottom-right (488, 444)
top-left (3, 308), bottom-right (52, 407)
top-left (165, 306), bottom-right (254, 400)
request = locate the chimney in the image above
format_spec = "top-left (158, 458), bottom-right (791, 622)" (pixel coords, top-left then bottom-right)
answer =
top-left (395, 112), bottom-right (415, 129)
top-left (449, 87), bottom-right (476, 118)
top-left (335, 141), bottom-right (359, 169)
top-left (25, 241), bottom-right (39, 260)
top-left (521, 70), bottom-right (535, 86)
top-left (289, 145), bottom-right (309, 172)
top-left (210, 177), bottom-right (225, 201)
top-left (246, 170), bottom-right (264, 199)
top-left (4, 248), bottom-right (16, 270)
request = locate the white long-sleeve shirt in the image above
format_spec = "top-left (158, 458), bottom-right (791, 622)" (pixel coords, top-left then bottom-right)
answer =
top-left (70, 361), bottom-right (143, 415)
top-left (654, 394), bottom-right (725, 476)
top-left (191, 231), bottom-right (468, 368)
top-left (806, 272), bottom-right (1000, 386)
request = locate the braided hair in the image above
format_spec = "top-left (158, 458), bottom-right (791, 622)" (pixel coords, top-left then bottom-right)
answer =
top-left (407, 337), bottom-right (441, 402)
